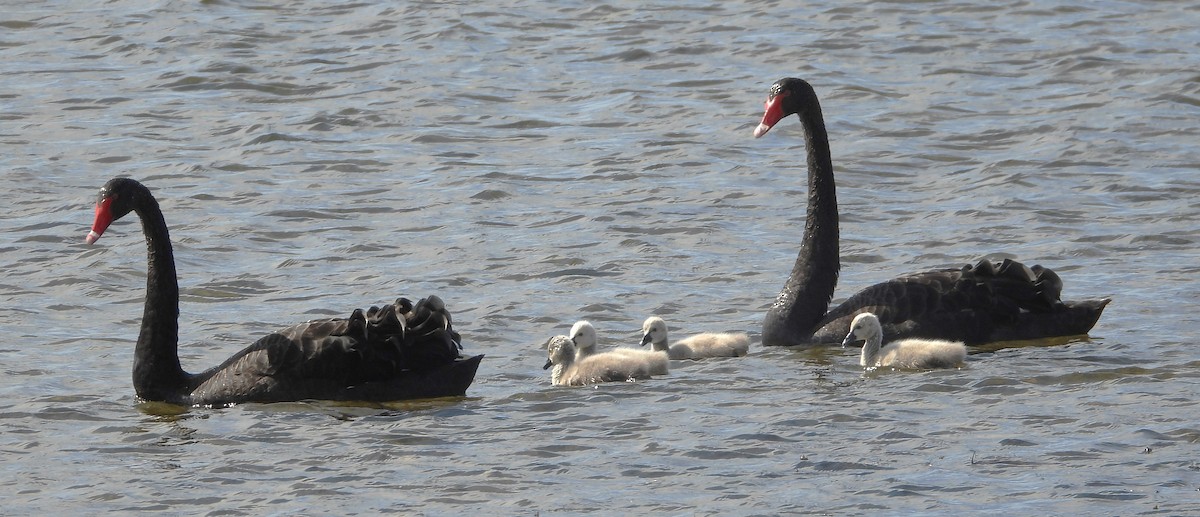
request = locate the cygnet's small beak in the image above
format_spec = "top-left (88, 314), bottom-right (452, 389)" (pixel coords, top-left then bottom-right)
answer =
top-left (639, 333), bottom-right (652, 347)
top-left (841, 334), bottom-right (857, 348)
top-left (542, 358), bottom-right (553, 370)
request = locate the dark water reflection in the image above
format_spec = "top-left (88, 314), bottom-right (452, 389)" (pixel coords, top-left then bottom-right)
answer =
top-left (2, 0), bottom-right (1199, 514)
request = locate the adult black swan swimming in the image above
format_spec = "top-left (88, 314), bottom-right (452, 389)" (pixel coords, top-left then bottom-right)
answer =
top-left (84, 177), bottom-right (483, 406)
top-left (753, 77), bottom-right (1110, 347)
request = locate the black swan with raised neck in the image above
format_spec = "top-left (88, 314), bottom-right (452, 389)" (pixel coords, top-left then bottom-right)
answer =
top-left (753, 77), bottom-right (1110, 347)
top-left (85, 177), bottom-right (483, 406)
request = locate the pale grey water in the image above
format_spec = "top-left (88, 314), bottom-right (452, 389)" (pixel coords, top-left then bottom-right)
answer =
top-left (2, 0), bottom-right (1199, 514)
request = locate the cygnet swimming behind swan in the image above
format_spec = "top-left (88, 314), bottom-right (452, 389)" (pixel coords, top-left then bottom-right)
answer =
top-left (543, 335), bottom-right (661, 386)
top-left (570, 321), bottom-right (668, 375)
top-left (842, 312), bottom-right (966, 370)
top-left (640, 316), bottom-right (751, 360)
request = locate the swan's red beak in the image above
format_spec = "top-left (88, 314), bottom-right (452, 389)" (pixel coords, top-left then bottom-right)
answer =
top-left (753, 92), bottom-right (788, 138)
top-left (85, 196), bottom-right (115, 245)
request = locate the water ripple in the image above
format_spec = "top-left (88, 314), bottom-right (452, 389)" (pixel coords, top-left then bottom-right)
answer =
top-left (1, 0), bottom-right (1198, 514)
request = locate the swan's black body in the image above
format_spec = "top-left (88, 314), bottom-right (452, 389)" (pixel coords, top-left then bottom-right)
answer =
top-left (755, 78), bottom-right (1110, 347)
top-left (87, 177), bottom-right (482, 406)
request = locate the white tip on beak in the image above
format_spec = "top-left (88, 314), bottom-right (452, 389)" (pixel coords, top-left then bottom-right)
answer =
top-left (753, 123), bottom-right (771, 138)
top-left (85, 231), bottom-right (101, 245)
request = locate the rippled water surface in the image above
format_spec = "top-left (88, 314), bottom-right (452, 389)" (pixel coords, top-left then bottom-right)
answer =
top-left (3, 0), bottom-right (1199, 514)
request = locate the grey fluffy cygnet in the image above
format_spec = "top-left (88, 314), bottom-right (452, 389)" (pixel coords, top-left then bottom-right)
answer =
top-left (842, 312), bottom-right (966, 370)
top-left (569, 321), bottom-right (668, 375)
top-left (543, 335), bottom-right (661, 386)
top-left (640, 316), bottom-right (750, 360)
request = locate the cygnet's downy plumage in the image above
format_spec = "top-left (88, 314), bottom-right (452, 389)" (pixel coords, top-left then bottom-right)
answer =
top-left (543, 335), bottom-right (660, 387)
top-left (570, 321), bottom-right (668, 375)
top-left (640, 316), bottom-right (751, 360)
top-left (842, 312), bottom-right (967, 370)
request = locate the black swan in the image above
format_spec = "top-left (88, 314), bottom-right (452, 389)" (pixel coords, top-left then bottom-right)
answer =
top-left (84, 177), bottom-right (483, 406)
top-left (753, 77), bottom-right (1110, 347)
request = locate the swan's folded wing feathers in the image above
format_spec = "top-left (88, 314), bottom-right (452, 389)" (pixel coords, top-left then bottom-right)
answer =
top-left (392, 296), bottom-right (462, 370)
top-left (190, 329), bottom-right (336, 401)
top-left (405, 296), bottom-right (457, 341)
top-left (827, 272), bottom-right (950, 324)
top-left (218, 296), bottom-right (463, 383)
top-left (1032, 265), bottom-right (1066, 310)
top-left (257, 318), bottom-right (370, 379)
top-left (814, 266), bottom-right (1001, 344)
top-left (360, 296), bottom-right (462, 373)
top-left (967, 259), bottom-right (1064, 314)
top-left (255, 332), bottom-right (309, 376)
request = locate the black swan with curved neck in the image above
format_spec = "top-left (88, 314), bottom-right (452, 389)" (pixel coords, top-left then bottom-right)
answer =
top-left (85, 177), bottom-right (483, 406)
top-left (754, 77), bottom-right (1110, 347)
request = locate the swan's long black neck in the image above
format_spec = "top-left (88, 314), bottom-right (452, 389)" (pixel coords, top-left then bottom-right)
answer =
top-left (762, 93), bottom-right (840, 345)
top-left (131, 194), bottom-right (191, 402)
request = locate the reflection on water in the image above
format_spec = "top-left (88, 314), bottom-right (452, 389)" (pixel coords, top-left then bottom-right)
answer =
top-left (2, 0), bottom-right (1199, 514)
top-left (967, 335), bottom-right (1095, 354)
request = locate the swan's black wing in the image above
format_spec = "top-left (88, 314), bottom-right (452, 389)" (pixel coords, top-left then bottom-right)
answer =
top-left (189, 296), bottom-right (479, 405)
top-left (268, 295), bottom-right (463, 378)
top-left (810, 258), bottom-right (1109, 345)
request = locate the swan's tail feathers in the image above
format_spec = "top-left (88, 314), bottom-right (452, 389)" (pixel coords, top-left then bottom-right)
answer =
top-left (1065, 297), bottom-right (1112, 334)
top-left (989, 259), bottom-right (1103, 319)
top-left (992, 297), bottom-right (1112, 342)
